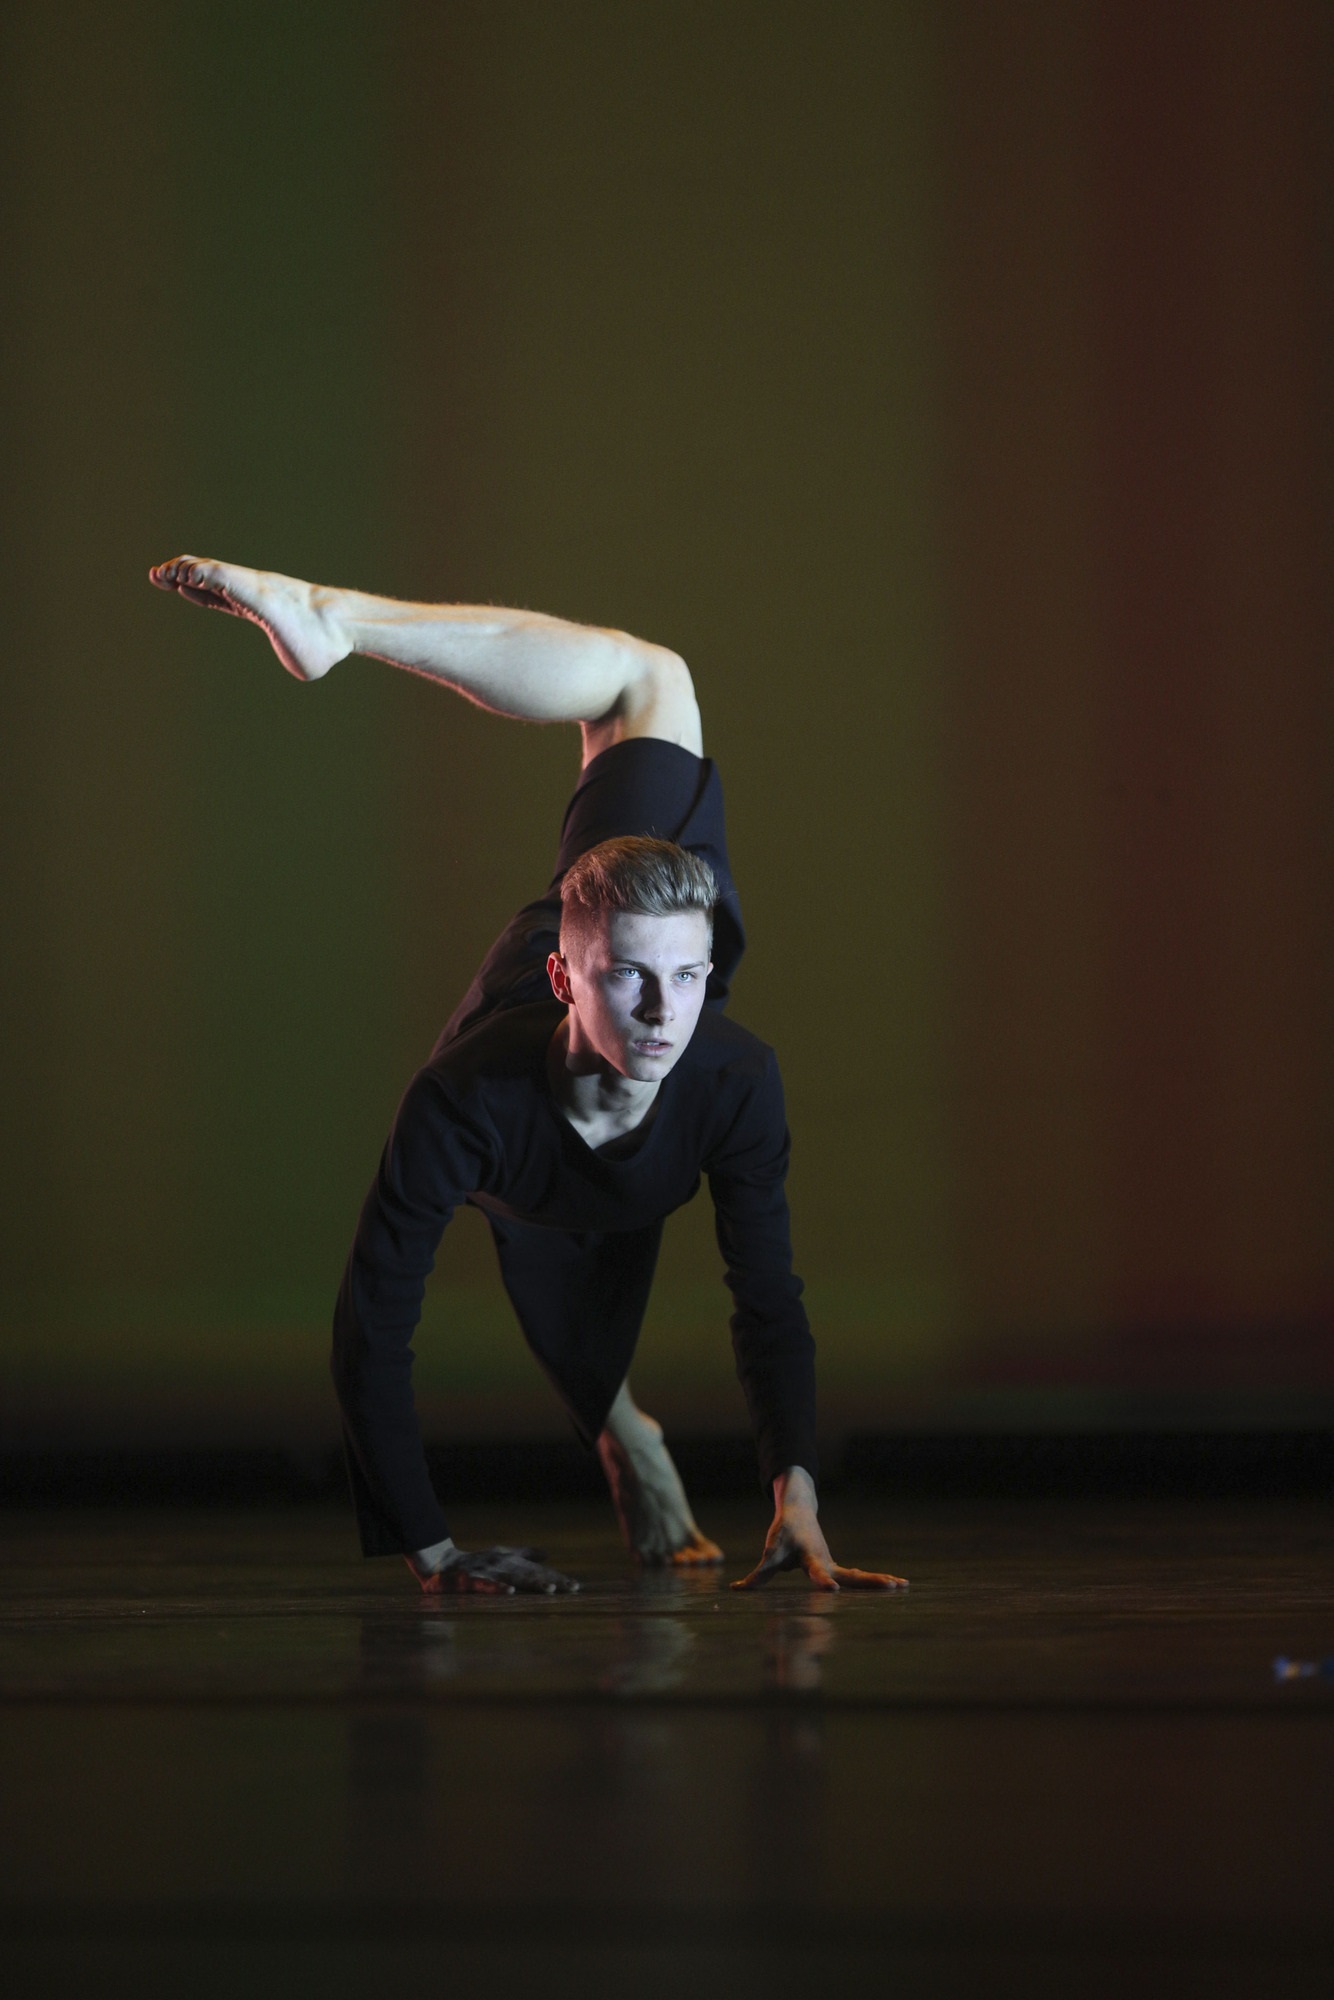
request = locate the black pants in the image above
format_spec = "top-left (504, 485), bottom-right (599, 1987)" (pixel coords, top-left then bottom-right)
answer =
top-left (432, 737), bottom-right (745, 1056)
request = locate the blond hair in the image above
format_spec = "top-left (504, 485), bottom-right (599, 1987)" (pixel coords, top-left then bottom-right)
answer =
top-left (559, 836), bottom-right (716, 958)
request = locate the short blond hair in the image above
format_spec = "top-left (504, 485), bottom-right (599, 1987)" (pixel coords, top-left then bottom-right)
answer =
top-left (559, 836), bottom-right (716, 958)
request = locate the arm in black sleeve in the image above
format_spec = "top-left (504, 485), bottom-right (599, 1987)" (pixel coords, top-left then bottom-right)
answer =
top-left (331, 1068), bottom-right (494, 1555)
top-left (707, 1050), bottom-right (818, 1489)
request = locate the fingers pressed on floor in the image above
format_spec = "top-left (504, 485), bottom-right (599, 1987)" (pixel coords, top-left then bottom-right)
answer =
top-left (730, 1565), bottom-right (774, 1591)
top-left (834, 1567), bottom-right (909, 1590)
top-left (428, 1572), bottom-right (511, 1596)
top-left (462, 1572), bottom-right (515, 1595)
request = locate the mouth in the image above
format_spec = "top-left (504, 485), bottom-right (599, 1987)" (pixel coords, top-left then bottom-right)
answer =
top-left (631, 1039), bottom-right (672, 1056)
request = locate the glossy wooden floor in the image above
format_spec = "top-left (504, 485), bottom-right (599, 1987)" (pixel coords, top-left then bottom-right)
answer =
top-left (2, 1496), bottom-right (1332, 1997)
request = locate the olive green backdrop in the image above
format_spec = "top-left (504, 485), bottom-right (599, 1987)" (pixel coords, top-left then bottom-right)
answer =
top-left (2, 0), bottom-right (1330, 1452)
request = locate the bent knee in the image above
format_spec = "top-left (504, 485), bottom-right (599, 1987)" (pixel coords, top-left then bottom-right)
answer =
top-left (619, 644), bottom-right (703, 756)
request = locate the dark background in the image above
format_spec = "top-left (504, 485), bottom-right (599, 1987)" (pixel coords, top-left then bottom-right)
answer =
top-left (2, 0), bottom-right (1330, 1461)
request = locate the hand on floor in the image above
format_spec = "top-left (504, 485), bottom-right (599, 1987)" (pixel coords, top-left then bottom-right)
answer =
top-left (597, 1397), bottom-right (723, 1567)
top-left (412, 1543), bottom-right (581, 1596)
top-left (731, 1466), bottom-right (907, 1593)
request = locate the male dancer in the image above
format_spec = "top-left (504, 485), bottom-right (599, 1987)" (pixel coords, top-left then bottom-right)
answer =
top-left (149, 555), bottom-right (907, 1598)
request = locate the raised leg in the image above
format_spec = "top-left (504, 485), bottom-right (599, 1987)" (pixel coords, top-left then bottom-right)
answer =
top-left (597, 1381), bottom-right (724, 1567)
top-left (148, 556), bottom-right (702, 763)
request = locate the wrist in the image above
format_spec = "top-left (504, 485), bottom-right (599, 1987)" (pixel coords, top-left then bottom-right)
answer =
top-left (772, 1464), bottom-right (818, 1514)
top-left (601, 1387), bottom-right (662, 1459)
top-left (405, 1534), bottom-right (457, 1581)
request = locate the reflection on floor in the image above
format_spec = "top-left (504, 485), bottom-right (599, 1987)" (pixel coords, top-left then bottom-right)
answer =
top-left (1, 1498), bottom-right (1332, 1997)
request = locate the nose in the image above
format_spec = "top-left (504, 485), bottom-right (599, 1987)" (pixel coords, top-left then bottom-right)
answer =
top-left (635, 978), bottom-right (673, 1024)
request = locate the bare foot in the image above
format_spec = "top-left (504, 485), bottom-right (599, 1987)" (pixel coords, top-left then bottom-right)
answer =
top-left (597, 1405), bottom-right (723, 1568)
top-left (148, 555), bottom-right (352, 682)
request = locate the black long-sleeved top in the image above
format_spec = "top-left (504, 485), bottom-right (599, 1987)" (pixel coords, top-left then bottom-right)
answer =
top-left (332, 997), bottom-right (816, 1556)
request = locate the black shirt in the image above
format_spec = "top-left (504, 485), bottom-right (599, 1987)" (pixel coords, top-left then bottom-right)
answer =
top-left (332, 996), bottom-right (817, 1555)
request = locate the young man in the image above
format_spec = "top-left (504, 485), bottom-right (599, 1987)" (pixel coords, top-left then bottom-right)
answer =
top-left (149, 555), bottom-right (907, 1597)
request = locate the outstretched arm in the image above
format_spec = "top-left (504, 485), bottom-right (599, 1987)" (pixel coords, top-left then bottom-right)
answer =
top-left (148, 555), bottom-right (701, 759)
top-left (707, 1051), bottom-right (908, 1593)
top-left (334, 1069), bottom-right (578, 1594)
top-left (731, 1466), bottom-right (908, 1593)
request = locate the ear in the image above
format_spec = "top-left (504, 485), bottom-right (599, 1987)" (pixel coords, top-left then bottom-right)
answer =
top-left (547, 949), bottom-right (574, 1005)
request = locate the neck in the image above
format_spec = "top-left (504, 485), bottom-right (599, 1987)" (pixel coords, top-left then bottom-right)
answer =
top-left (547, 1016), bottom-right (661, 1126)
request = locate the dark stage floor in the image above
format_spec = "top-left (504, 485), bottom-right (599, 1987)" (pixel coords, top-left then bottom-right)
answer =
top-left (2, 1495), bottom-right (1332, 1997)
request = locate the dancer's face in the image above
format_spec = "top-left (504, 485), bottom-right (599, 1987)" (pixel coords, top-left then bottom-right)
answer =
top-left (549, 909), bottom-right (713, 1081)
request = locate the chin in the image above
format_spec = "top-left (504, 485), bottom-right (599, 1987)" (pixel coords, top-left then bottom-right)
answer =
top-left (624, 1047), bottom-right (675, 1078)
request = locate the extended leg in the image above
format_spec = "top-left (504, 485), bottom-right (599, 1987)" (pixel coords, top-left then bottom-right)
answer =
top-left (149, 556), bottom-right (702, 763)
top-left (597, 1381), bottom-right (724, 1567)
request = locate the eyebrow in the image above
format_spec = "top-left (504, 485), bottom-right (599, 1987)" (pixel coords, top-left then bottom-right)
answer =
top-left (612, 959), bottom-right (708, 972)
